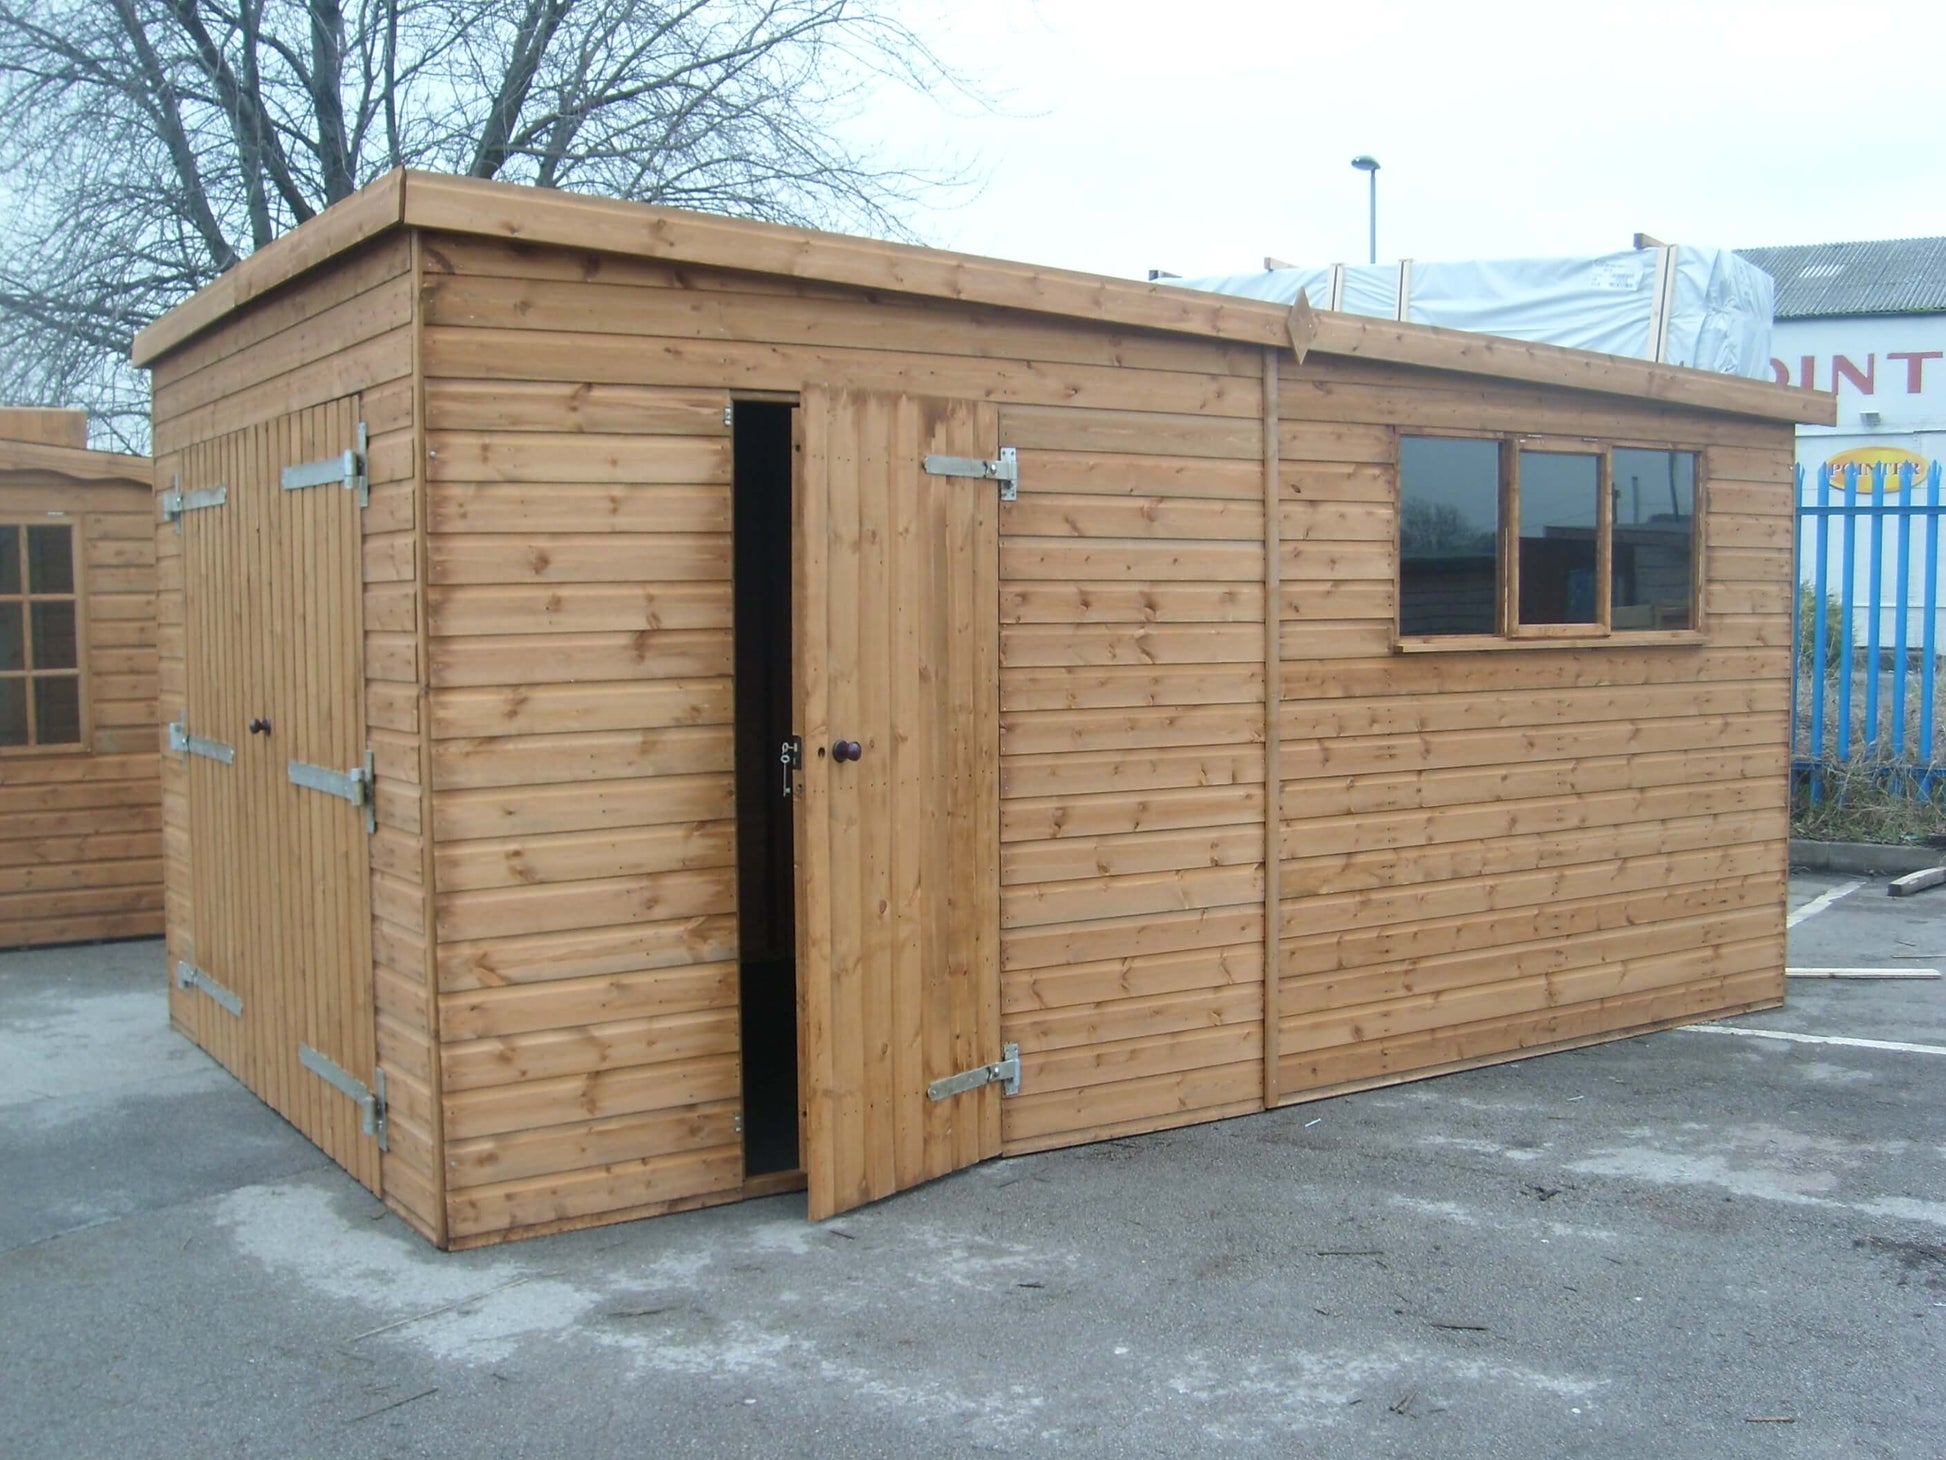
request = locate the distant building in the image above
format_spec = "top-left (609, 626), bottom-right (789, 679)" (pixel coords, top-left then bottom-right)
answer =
top-left (1737, 237), bottom-right (1946, 655)
top-left (1737, 236), bottom-right (1946, 475)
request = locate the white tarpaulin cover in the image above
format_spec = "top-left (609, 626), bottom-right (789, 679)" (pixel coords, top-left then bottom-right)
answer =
top-left (1166, 246), bottom-right (1775, 380)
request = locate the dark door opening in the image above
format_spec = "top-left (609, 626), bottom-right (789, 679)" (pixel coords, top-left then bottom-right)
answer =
top-left (732, 401), bottom-right (800, 1178)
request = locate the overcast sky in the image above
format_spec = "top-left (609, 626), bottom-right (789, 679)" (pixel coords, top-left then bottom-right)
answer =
top-left (875, 0), bottom-right (1946, 281)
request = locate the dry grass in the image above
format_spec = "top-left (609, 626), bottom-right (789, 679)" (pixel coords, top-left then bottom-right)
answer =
top-left (1792, 756), bottom-right (1946, 845)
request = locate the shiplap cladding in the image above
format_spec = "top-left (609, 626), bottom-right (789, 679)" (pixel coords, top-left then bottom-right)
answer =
top-left (1271, 362), bottom-right (1792, 1099)
top-left (0, 465), bottom-right (160, 947)
top-left (421, 241), bottom-right (743, 1243)
top-left (136, 174), bottom-right (1812, 1247)
top-left (148, 233), bottom-right (442, 1243)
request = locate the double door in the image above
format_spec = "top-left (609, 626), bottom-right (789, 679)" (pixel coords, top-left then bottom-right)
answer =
top-left (175, 398), bottom-right (379, 1191)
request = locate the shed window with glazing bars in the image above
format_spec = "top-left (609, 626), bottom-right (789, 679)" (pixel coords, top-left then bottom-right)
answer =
top-left (1398, 436), bottom-right (1700, 643)
top-left (0, 522), bottom-right (83, 747)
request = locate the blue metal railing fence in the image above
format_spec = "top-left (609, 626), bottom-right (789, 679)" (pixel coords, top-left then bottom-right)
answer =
top-left (1791, 460), bottom-right (1945, 800)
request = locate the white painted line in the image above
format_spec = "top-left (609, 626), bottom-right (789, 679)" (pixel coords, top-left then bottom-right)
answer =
top-left (1786, 967), bottom-right (1941, 979)
top-left (1680, 1024), bottom-right (1946, 1057)
top-left (1786, 878), bottom-right (1865, 928)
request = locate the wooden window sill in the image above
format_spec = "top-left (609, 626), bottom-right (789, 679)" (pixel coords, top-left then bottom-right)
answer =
top-left (1394, 630), bottom-right (1707, 654)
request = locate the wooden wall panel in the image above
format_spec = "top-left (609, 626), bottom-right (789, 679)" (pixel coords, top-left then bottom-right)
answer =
top-left (1271, 364), bottom-right (1796, 1104)
top-left (992, 402), bottom-right (1270, 1156)
top-left (0, 472), bottom-right (161, 947)
top-left (420, 360), bottom-right (742, 1243)
top-left (149, 241), bottom-right (440, 1242)
top-left (148, 215), bottom-right (1803, 1247)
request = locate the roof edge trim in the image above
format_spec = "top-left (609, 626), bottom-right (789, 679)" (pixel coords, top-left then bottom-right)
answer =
top-left (131, 170), bottom-right (407, 366)
top-left (0, 438), bottom-right (152, 484)
top-left (129, 169), bottom-right (1833, 424)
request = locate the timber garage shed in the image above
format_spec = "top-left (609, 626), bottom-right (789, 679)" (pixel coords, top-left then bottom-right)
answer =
top-left (0, 410), bottom-right (160, 949)
top-left (133, 170), bottom-right (1833, 1249)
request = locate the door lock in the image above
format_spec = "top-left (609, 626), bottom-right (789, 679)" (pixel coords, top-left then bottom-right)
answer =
top-left (779, 735), bottom-right (802, 797)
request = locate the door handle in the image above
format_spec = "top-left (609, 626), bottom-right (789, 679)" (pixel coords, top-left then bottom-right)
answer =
top-left (832, 739), bottom-right (862, 763)
top-left (247, 717), bottom-right (272, 736)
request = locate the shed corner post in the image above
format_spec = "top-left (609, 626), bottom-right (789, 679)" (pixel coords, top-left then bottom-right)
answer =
top-left (1261, 345), bottom-right (1282, 1110)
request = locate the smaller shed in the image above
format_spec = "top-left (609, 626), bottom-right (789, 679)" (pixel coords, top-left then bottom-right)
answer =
top-left (0, 410), bottom-right (161, 947)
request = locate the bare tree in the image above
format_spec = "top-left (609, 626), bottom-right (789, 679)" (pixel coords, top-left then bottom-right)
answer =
top-left (0, 0), bottom-right (973, 447)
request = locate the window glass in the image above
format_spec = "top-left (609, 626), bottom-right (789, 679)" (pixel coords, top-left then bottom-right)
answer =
top-left (30, 601), bottom-right (77, 670)
top-left (1517, 451), bottom-right (1600, 625)
top-left (1612, 449), bottom-right (1696, 630)
top-left (1399, 436), bottom-right (1500, 636)
top-left (0, 526), bottom-right (17, 595)
top-left (33, 675), bottom-right (80, 745)
top-left (0, 679), bottom-right (23, 745)
top-left (26, 524), bottom-right (73, 594)
top-left (0, 603), bottom-right (22, 672)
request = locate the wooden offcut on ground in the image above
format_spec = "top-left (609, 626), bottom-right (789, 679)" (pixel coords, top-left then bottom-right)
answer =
top-left (132, 170), bottom-right (1833, 1248)
top-left (0, 411), bottom-right (159, 948)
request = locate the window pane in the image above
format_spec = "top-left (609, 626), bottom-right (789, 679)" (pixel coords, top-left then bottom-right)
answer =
top-left (1612, 449), bottom-right (1696, 630)
top-left (33, 674), bottom-right (80, 745)
top-left (26, 524), bottom-right (73, 594)
top-left (1518, 451), bottom-right (1600, 625)
top-left (0, 679), bottom-right (23, 745)
top-left (0, 603), bottom-right (21, 671)
top-left (1399, 436), bottom-right (1500, 636)
top-left (0, 526), bottom-right (17, 595)
top-left (30, 600), bottom-right (77, 670)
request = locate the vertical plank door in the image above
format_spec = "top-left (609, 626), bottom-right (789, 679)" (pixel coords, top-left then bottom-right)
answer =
top-left (795, 388), bottom-right (1002, 1220)
top-left (177, 399), bottom-right (379, 1193)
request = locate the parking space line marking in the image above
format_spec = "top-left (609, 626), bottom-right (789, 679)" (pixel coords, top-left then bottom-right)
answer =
top-left (1786, 878), bottom-right (1865, 928)
top-left (1680, 1024), bottom-right (1946, 1056)
top-left (1786, 967), bottom-right (1940, 979)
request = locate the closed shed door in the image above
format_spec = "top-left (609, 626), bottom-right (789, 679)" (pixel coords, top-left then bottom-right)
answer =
top-left (177, 399), bottom-right (379, 1192)
top-left (795, 387), bottom-right (1002, 1219)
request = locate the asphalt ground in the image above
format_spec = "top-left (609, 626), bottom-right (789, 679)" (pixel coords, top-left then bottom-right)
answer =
top-left (1, 873), bottom-right (1941, 1458)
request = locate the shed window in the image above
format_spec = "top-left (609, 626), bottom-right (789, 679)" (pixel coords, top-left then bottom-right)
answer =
top-left (0, 522), bottom-right (83, 747)
top-left (1398, 437), bottom-right (1698, 642)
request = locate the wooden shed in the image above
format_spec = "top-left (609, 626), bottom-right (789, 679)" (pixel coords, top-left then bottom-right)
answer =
top-left (132, 171), bottom-right (1833, 1249)
top-left (0, 410), bottom-right (160, 948)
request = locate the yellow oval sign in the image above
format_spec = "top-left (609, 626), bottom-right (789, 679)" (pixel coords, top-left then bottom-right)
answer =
top-left (1823, 445), bottom-right (1929, 492)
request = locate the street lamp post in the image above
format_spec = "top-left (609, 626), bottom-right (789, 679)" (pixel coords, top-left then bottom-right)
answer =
top-left (1350, 155), bottom-right (1380, 265)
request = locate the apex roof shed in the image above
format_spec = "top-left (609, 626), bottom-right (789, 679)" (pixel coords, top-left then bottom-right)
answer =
top-left (0, 411), bottom-right (160, 947)
top-left (133, 171), bottom-right (1833, 1249)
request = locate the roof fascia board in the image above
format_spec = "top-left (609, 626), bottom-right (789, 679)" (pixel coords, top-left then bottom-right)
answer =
top-left (399, 170), bottom-right (1295, 353)
top-left (0, 440), bottom-right (151, 484)
top-left (1308, 314), bottom-right (1837, 426)
top-left (129, 168), bottom-right (1833, 424)
top-left (131, 170), bottom-right (407, 366)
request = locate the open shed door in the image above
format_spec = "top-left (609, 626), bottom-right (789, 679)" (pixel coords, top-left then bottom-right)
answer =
top-left (795, 388), bottom-right (1003, 1220)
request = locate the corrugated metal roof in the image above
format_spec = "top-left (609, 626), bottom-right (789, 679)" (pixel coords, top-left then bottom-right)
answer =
top-left (1736, 236), bottom-right (1946, 319)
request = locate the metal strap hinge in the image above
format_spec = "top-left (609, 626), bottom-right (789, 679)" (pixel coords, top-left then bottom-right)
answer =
top-left (281, 423), bottom-right (369, 506)
top-left (924, 446), bottom-right (1018, 502)
top-left (298, 1044), bottom-right (388, 1150)
top-left (161, 475), bottom-right (228, 529)
top-left (927, 1043), bottom-right (1021, 1102)
top-left (168, 721), bottom-right (235, 764)
top-left (175, 959), bottom-right (242, 1017)
top-left (287, 751), bottom-right (377, 834)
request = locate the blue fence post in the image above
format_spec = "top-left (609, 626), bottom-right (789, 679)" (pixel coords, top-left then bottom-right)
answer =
top-left (1838, 465), bottom-right (1858, 763)
top-left (1865, 462), bottom-right (1885, 752)
top-left (1812, 464), bottom-right (1831, 779)
top-left (1893, 461), bottom-right (1914, 762)
top-left (1924, 462), bottom-right (1942, 794)
top-left (1792, 463), bottom-right (1804, 782)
